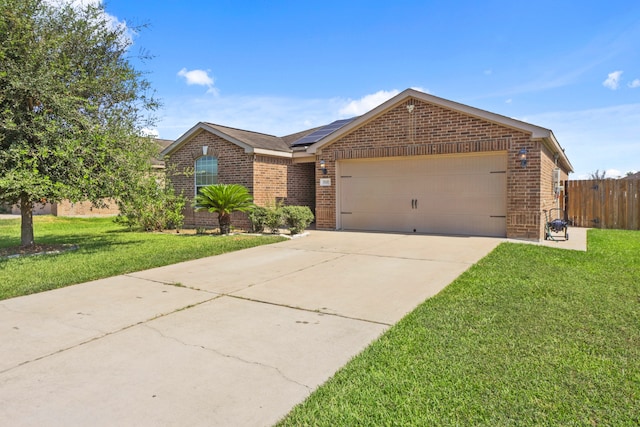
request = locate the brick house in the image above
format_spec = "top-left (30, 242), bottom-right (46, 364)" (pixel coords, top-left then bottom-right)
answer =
top-left (163, 88), bottom-right (573, 240)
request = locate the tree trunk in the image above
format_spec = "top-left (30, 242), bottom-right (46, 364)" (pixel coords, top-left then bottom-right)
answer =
top-left (20, 194), bottom-right (35, 247)
top-left (218, 212), bottom-right (231, 235)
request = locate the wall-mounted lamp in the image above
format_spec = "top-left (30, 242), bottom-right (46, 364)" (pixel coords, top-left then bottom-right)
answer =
top-left (202, 146), bottom-right (208, 156)
top-left (320, 159), bottom-right (327, 175)
top-left (519, 148), bottom-right (528, 168)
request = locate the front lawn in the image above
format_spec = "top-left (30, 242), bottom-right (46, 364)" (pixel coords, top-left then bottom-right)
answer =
top-left (0, 216), bottom-right (285, 300)
top-left (278, 229), bottom-right (640, 426)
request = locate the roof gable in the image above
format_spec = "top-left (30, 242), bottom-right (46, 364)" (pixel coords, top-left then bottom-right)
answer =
top-left (307, 88), bottom-right (572, 172)
top-left (162, 88), bottom-right (572, 172)
top-left (623, 172), bottom-right (640, 180)
top-left (161, 122), bottom-right (293, 158)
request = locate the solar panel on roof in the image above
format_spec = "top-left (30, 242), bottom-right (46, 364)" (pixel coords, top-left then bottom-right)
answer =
top-left (291, 118), bottom-right (356, 147)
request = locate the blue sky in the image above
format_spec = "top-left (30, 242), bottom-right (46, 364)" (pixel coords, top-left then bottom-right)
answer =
top-left (100, 0), bottom-right (639, 178)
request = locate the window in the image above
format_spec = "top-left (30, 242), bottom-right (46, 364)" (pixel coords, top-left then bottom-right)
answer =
top-left (195, 156), bottom-right (218, 195)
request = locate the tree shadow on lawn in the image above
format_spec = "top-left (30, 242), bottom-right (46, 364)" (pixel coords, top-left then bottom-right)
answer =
top-left (0, 231), bottom-right (146, 259)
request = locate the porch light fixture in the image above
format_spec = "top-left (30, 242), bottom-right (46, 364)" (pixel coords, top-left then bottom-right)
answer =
top-left (320, 159), bottom-right (327, 175)
top-left (519, 148), bottom-right (528, 168)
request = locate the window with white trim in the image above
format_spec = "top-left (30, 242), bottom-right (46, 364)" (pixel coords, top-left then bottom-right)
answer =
top-left (195, 156), bottom-right (218, 195)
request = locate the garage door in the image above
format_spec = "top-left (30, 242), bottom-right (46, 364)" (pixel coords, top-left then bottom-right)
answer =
top-left (338, 153), bottom-right (507, 237)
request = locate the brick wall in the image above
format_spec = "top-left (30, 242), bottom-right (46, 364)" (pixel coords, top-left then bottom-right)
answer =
top-left (166, 130), bottom-right (254, 229)
top-left (539, 143), bottom-right (568, 234)
top-left (253, 156), bottom-right (288, 206)
top-left (287, 162), bottom-right (315, 209)
top-left (315, 97), bottom-right (561, 239)
top-left (11, 200), bottom-right (118, 216)
top-left (253, 157), bottom-right (315, 209)
top-left (53, 200), bottom-right (120, 216)
top-left (506, 139), bottom-right (541, 239)
top-left (11, 203), bottom-right (52, 215)
top-left (166, 131), bottom-right (316, 230)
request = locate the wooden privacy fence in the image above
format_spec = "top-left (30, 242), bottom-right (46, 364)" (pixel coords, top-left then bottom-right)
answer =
top-left (566, 179), bottom-right (640, 230)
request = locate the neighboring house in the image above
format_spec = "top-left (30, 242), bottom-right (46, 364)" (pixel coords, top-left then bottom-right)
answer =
top-left (13, 138), bottom-right (173, 217)
top-left (623, 172), bottom-right (640, 180)
top-left (163, 89), bottom-right (573, 240)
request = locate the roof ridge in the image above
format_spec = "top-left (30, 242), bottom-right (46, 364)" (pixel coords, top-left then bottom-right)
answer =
top-left (204, 122), bottom-right (280, 139)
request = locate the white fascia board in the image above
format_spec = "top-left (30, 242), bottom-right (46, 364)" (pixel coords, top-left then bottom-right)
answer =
top-left (252, 148), bottom-right (293, 158)
top-left (160, 122), bottom-right (206, 157)
top-left (292, 151), bottom-right (315, 163)
top-left (412, 91), bottom-right (555, 139)
top-left (308, 93), bottom-right (407, 154)
top-left (538, 131), bottom-right (574, 173)
top-left (308, 88), bottom-right (559, 153)
top-left (161, 122), bottom-right (255, 157)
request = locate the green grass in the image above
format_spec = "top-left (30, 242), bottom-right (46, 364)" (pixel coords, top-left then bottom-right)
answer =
top-left (278, 229), bottom-right (640, 426)
top-left (0, 216), bottom-right (286, 300)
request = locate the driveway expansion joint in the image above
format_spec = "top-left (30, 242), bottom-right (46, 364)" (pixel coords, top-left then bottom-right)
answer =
top-left (226, 294), bottom-right (393, 327)
top-left (0, 295), bottom-right (223, 375)
top-left (141, 323), bottom-right (313, 392)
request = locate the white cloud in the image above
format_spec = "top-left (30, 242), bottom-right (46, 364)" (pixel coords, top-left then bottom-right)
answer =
top-left (157, 88), bottom-right (429, 140)
top-left (505, 98), bottom-right (512, 104)
top-left (603, 70), bottom-right (623, 90)
top-left (522, 104), bottom-right (640, 178)
top-left (177, 68), bottom-right (217, 94)
top-left (338, 90), bottom-right (400, 116)
top-left (629, 79), bottom-right (640, 88)
top-left (158, 94), bottom-right (346, 139)
top-left (140, 128), bottom-right (159, 138)
top-left (156, 87), bottom-right (638, 181)
top-left (44, 0), bottom-right (100, 7)
top-left (45, 0), bottom-right (134, 45)
top-left (605, 169), bottom-right (622, 179)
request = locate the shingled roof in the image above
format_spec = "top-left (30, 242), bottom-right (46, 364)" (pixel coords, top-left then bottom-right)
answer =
top-left (162, 121), bottom-right (342, 158)
top-left (151, 138), bottom-right (173, 168)
top-left (203, 123), bottom-right (292, 152)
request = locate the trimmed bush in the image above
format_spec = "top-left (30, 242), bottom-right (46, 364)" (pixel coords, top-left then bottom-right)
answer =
top-left (282, 206), bottom-right (314, 235)
top-left (264, 207), bottom-right (284, 234)
top-left (247, 206), bottom-right (269, 233)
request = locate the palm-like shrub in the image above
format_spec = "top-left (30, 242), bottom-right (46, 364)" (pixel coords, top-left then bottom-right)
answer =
top-left (194, 184), bottom-right (254, 234)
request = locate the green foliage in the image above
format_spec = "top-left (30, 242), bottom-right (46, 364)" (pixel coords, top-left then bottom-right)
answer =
top-left (0, 217), bottom-right (286, 300)
top-left (279, 230), bottom-right (640, 426)
top-left (264, 206), bottom-right (285, 234)
top-left (114, 176), bottom-right (185, 231)
top-left (248, 204), bottom-right (314, 234)
top-left (0, 0), bottom-right (159, 245)
top-left (247, 206), bottom-right (269, 233)
top-left (194, 184), bottom-right (254, 234)
top-left (281, 205), bottom-right (314, 235)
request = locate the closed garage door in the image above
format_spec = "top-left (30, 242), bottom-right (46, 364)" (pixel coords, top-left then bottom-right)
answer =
top-left (338, 153), bottom-right (507, 237)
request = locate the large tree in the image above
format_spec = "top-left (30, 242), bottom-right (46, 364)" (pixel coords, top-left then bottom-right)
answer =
top-left (0, 0), bottom-right (159, 246)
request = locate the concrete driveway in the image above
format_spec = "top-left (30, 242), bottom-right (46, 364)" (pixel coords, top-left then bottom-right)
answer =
top-left (0, 231), bottom-right (501, 426)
